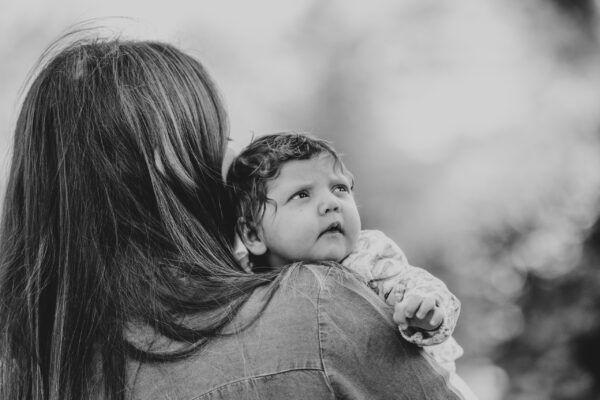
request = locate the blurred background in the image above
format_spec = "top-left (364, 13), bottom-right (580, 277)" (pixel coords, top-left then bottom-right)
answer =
top-left (2, 0), bottom-right (600, 398)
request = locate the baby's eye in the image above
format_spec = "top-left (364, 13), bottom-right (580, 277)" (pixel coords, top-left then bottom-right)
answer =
top-left (333, 184), bottom-right (350, 193)
top-left (290, 191), bottom-right (309, 200)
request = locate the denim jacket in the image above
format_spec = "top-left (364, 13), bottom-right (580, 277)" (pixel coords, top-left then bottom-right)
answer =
top-left (127, 264), bottom-right (463, 399)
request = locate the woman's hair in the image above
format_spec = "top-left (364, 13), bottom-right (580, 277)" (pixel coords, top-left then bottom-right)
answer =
top-left (0, 31), bottom-right (276, 400)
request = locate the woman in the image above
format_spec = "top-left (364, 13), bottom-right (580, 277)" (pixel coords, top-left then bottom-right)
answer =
top-left (0, 29), bottom-right (462, 400)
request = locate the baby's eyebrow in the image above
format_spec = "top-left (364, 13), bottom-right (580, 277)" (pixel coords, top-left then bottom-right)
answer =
top-left (329, 171), bottom-right (352, 183)
top-left (287, 183), bottom-right (313, 194)
top-left (268, 180), bottom-right (312, 195)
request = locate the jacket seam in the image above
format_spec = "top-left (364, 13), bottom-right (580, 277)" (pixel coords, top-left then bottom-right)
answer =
top-left (317, 266), bottom-right (337, 398)
top-left (191, 367), bottom-right (326, 400)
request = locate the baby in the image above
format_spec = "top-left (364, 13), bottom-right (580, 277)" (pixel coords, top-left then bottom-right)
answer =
top-left (226, 132), bottom-right (477, 399)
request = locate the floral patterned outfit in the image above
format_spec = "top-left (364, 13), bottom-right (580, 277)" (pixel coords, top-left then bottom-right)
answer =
top-left (342, 229), bottom-right (463, 371)
top-left (343, 230), bottom-right (479, 400)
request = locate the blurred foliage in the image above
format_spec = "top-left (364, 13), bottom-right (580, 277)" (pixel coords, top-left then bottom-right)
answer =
top-left (490, 3), bottom-right (600, 398)
top-left (549, 0), bottom-right (596, 25)
top-left (493, 219), bottom-right (600, 400)
top-left (293, 1), bottom-right (600, 399)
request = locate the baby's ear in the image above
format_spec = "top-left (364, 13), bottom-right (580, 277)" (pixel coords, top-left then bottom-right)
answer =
top-left (237, 218), bottom-right (267, 256)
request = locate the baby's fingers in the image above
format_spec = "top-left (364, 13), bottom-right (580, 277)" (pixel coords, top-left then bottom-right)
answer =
top-left (392, 307), bottom-right (408, 330)
top-left (415, 297), bottom-right (437, 319)
top-left (386, 284), bottom-right (406, 306)
top-left (426, 307), bottom-right (445, 330)
top-left (393, 295), bottom-right (422, 330)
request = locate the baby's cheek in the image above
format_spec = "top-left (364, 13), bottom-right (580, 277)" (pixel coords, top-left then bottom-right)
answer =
top-left (349, 207), bottom-right (362, 244)
top-left (348, 226), bottom-right (361, 250)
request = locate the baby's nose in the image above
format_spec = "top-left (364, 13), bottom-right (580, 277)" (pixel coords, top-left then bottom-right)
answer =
top-left (318, 195), bottom-right (341, 215)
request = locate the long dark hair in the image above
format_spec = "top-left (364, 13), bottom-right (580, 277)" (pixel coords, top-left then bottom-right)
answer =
top-left (0, 31), bottom-right (276, 400)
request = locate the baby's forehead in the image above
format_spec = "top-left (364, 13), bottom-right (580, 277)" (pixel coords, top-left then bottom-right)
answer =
top-left (268, 153), bottom-right (352, 186)
top-left (317, 153), bottom-right (351, 176)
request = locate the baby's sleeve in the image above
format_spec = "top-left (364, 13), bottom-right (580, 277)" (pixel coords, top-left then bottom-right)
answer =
top-left (342, 229), bottom-right (461, 346)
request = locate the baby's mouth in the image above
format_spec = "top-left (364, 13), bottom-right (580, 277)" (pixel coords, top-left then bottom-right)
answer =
top-left (319, 221), bottom-right (344, 237)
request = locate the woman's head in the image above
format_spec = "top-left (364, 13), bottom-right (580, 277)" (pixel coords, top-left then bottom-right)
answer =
top-left (0, 32), bottom-right (252, 400)
top-left (18, 37), bottom-right (232, 247)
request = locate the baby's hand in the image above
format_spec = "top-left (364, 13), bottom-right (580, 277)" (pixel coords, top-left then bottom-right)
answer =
top-left (392, 294), bottom-right (445, 331)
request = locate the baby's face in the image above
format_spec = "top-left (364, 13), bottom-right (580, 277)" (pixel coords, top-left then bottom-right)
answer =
top-left (257, 154), bottom-right (361, 268)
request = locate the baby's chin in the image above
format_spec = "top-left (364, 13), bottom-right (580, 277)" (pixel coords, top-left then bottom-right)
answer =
top-left (306, 251), bottom-right (352, 264)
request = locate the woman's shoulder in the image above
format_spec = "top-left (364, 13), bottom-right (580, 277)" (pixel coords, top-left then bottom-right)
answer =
top-left (276, 263), bottom-right (461, 399)
top-left (129, 263), bottom-right (460, 399)
top-left (128, 264), bottom-right (345, 399)
top-left (249, 262), bottom-right (376, 331)
top-left (279, 262), bottom-right (397, 331)
top-left (273, 262), bottom-right (389, 319)
top-left (278, 261), bottom-right (390, 306)
top-left (277, 261), bottom-right (361, 293)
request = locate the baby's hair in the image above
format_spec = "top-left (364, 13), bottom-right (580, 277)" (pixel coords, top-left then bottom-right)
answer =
top-left (226, 132), bottom-right (353, 232)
